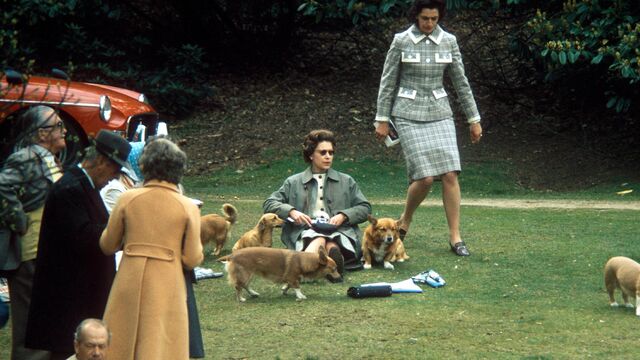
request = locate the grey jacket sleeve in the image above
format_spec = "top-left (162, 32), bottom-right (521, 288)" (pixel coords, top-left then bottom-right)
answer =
top-left (0, 154), bottom-right (31, 234)
top-left (337, 176), bottom-right (371, 226)
top-left (375, 34), bottom-right (402, 122)
top-left (0, 148), bottom-right (51, 234)
top-left (447, 35), bottom-right (481, 123)
top-left (263, 179), bottom-right (295, 220)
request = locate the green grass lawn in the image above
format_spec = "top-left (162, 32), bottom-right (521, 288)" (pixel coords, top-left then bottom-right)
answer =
top-left (1, 157), bottom-right (639, 359)
top-left (184, 201), bottom-right (639, 360)
top-left (184, 156), bottom-right (640, 202)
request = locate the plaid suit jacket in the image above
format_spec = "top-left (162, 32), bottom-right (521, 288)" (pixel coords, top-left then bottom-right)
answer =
top-left (375, 24), bottom-right (481, 124)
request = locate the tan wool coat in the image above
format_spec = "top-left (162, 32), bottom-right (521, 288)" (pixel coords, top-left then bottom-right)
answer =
top-left (100, 180), bottom-right (203, 360)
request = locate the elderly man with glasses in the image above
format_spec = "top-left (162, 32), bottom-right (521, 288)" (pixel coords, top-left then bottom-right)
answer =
top-left (0, 105), bottom-right (67, 360)
top-left (69, 318), bottom-right (111, 360)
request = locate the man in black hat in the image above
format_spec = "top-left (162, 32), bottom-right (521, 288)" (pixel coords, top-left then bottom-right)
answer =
top-left (25, 130), bottom-right (131, 359)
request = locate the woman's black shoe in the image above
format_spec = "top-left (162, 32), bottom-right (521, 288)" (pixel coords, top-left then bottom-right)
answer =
top-left (328, 247), bottom-right (345, 276)
top-left (450, 241), bottom-right (470, 256)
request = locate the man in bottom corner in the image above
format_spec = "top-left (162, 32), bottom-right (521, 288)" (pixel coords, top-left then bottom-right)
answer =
top-left (68, 318), bottom-right (110, 360)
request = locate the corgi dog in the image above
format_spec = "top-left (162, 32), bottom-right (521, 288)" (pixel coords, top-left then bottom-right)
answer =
top-left (604, 256), bottom-right (640, 316)
top-left (218, 247), bottom-right (341, 302)
top-left (200, 203), bottom-right (238, 256)
top-left (362, 215), bottom-right (409, 270)
top-left (232, 213), bottom-right (284, 251)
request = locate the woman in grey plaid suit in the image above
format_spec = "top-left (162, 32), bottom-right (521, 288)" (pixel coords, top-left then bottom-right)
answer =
top-left (374, 0), bottom-right (482, 256)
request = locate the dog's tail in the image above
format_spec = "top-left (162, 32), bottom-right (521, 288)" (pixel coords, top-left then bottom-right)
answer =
top-left (603, 257), bottom-right (620, 298)
top-left (222, 203), bottom-right (238, 224)
top-left (217, 254), bottom-right (232, 272)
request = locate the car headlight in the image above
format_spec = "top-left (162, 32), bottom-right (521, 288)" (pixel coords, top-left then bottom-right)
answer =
top-left (99, 95), bottom-right (112, 122)
top-left (138, 93), bottom-right (147, 104)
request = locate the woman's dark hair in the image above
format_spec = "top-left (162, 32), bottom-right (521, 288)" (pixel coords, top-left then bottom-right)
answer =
top-left (408, 0), bottom-right (446, 24)
top-left (302, 129), bottom-right (336, 163)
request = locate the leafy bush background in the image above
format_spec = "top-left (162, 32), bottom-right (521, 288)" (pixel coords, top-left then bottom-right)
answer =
top-left (2, 0), bottom-right (638, 132)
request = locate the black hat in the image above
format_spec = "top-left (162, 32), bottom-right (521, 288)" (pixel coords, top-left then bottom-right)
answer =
top-left (94, 130), bottom-right (132, 168)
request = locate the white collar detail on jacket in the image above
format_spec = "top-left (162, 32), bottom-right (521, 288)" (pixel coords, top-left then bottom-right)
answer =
top-left (408, 24), bottom-right (444, 45)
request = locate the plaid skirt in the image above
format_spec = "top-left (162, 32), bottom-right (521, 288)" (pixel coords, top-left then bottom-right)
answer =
top-left (395, 117), bottom-right (461, 181)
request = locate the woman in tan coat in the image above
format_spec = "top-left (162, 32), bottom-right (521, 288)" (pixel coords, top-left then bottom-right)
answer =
top-left (100, 138), bottom-right (203, 359)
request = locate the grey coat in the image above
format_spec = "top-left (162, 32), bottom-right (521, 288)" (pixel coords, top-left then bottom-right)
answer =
top-left (375, 24), bottom-right (481, 124)
top-left (263, 167), bottom-right (371, 254)
top-left (0, 145), bottom-right (57, 271)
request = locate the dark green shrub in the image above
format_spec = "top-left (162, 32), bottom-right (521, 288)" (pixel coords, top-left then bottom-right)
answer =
top-left (298, 0), bottom-right (413, 25)
top-left (526, 0), bottom-right (639, 113)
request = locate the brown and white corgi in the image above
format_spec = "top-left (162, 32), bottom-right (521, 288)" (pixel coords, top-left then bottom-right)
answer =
top-left (218, 247), bottom-right (341, 302)
top-left (200, 203), bottom-right (238, 256)
top-left (362, 215), bottom-right (409, 270)
top-left (232, 213), bottom-right (284, 251)
top-left (604, 256), bottom-right (640, 316)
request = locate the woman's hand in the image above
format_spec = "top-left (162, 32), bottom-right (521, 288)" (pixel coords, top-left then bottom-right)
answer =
top-left (289, 209), bottom-right (312, 227)
top-left (329, 213), bottom-right (347, 227)
top-left (375, 121), bottom-right (390, 141)
top-left (469, 122), bottom-right (483, 144)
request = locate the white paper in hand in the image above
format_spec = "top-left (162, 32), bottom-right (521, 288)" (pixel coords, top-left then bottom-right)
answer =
top-left (374, 120), bottom-right (400, 147)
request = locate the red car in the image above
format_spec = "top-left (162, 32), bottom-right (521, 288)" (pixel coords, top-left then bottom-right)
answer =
top-left (0, 70), bottom-right (161, 165)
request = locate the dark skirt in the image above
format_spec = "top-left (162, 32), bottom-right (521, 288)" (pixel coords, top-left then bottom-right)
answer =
top-left (185, 270), bottom-right (204, 358)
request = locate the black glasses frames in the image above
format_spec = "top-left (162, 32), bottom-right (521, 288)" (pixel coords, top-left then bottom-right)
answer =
top-left (40, 121), bottom-right (65, 131)
top-left (317, 150), bottom-right (335, 156)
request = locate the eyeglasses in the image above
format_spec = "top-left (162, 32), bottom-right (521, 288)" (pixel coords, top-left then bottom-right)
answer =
top-left (40, 121), bottom-right (65, 131)
top-left (317, 150), bottom-right (334, 156)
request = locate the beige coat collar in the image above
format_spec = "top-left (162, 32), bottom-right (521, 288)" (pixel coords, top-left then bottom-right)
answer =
top-left (143, 179), bottom-right (180, 193)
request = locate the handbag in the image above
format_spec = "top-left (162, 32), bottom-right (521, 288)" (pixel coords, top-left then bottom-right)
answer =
top-left (310, 218), bottom-right (338, 235)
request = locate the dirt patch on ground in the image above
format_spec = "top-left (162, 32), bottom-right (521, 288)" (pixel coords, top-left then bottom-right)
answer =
top-left (397, 198), bottom-right (640, 210)
top-left (224, 198), bottom-right (640, 210)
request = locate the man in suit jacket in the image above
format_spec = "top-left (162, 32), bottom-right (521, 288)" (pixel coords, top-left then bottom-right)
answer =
top-left (0, 105), bottom-right (66, 360)
top-left (25, 130), bottom-right (131, 359)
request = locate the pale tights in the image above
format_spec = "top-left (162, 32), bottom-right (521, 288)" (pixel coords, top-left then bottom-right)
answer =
top-left (399, 171), bottom-right (462, 246)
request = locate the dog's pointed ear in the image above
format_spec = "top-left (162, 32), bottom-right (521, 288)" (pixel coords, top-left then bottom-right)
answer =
top-left (367, 214), bottom-right (377, 226)
top-left (259, 218), bottom-right (266, 231)
top-left (318, 247), bottom-right (328, 265)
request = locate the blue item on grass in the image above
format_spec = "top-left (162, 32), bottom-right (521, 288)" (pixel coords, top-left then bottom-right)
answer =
top-left (412, 269), bottom-right (446, 288)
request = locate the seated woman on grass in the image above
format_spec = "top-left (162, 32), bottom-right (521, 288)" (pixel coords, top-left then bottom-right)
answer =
top-left (263, 129), bottom-right (371, 282)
